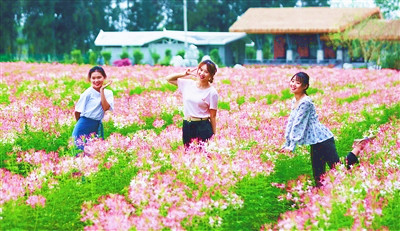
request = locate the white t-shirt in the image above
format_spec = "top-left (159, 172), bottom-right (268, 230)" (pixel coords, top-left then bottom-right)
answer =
top-left (75, 87), bottom-right (114, 121)
top-left (177, 78), bottom-right (218, 118)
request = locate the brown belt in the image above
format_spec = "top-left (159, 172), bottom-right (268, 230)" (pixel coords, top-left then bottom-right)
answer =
top-left (184, 116), bottom-right (210, 122)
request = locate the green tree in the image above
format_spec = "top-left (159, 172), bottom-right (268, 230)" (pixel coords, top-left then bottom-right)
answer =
top-left (22, 0), bottom-right (116, 61)
top-left (126, 0), bottom-right (165, 31)
top-left (164, 0), bottom-right (300, 32)
top-left (0, 0), bottom-right (21, 58)
top-left (374, 0), bottom-right (400, 19)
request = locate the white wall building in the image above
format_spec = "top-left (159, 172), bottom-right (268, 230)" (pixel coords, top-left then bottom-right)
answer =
top-left (94, 29), bottom-right (249, 66)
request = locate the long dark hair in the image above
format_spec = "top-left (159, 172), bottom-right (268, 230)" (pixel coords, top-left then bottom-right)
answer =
top-left (88, 66), bottom-right (107, 81)
top-left (291, 72), bottom-right (309, 95)
top-left (198, 60), bottom-right (217, 83)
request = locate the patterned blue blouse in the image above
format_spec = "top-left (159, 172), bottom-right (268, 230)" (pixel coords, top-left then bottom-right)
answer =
top-left (283, 96), bottom-right (334, 151)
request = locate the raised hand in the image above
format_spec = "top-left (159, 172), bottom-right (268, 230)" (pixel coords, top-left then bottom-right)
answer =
top-left (185, 68), bottom-right (197, 76)
top-left (101, 80), bottom-right (113, 91)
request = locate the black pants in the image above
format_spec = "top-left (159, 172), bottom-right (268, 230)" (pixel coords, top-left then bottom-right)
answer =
top-left (182, 119), bottom-right (213, 148)
top-left (311, 137), bottom-right (359, 187)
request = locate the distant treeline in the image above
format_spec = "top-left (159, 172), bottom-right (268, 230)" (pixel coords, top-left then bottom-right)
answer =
top-left (1, 0), bottom-right (331, 62)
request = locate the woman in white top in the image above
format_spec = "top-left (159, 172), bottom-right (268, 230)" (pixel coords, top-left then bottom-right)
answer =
top-left (72, 66), bottom-right (114, 150)
top-left (281, 72), bottom-right (372, 187)
top-left (166, 60), bottom-right (218, 148)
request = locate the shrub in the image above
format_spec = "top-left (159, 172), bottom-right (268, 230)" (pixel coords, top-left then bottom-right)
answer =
top-left (198, 50), bottom-right (204, 63)
top-left (150, 50), bottom-right (160, 65)
top-left (176, 49), bottom-right (185, 58)
top-left (246, 46), bottom-right (256, 59)
top-left (160, 49), bottom-right (172, 66)
top-left (101, 51), bottom-right (112, 65)
top-left (381, 43), bottom-right (400, 70)
top-left (88, 51), bottom-right (97, 65)
top-left (133, 49), bottom-right (144, 65)
top-left (70, 49), bottom-right (83, 64)
top-left (210, 48), bottom-right (222, 66)
top-left (120, 51), bottom-right (129, 59)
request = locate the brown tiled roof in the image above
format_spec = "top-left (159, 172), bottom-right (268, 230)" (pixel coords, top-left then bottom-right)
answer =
top-left (346, 19), bottom-right (400, 40)
top-left (229, 7), bottom-right (382, 34)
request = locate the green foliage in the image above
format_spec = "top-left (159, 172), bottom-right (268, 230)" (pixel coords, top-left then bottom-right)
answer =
top-left (221, 79), bottom-right (231, 85)
top-left (160, 49), bottom-right (172, 66)
top-left (129, 86), bottom-right (146, 95)
top-left (133, 49), bottom-right (144, 65)
top-left (101, 51), bottom-right (111, 65)
top-left (129, 84), bottom-right (177, 96)
top-left (246, 46), bottom-right (256, 59)
top-left (218, 101), bottom-right (231, 111)
top-left (374, 0), bottom-right (400, 19)
top-left (263, 37), bottom-right (273, 60)
top-left (210, 48), bottom-right (222, 66)
top-left (0, 160), bottom-right (139, 230)
top-left (335, 103), bottom-right (400, 155)
top-left (264, 94), bottom-right (279, 104)
top-left (375, 190), bottom-right (400, 229)
top-left (336, 91), bottom-right (371, 105)
top-left (88, 51), bottom-right (97, 65)
top-left (120, 51), bottom-right (129, 59)
top-left (0, 83), bottom-right (10, 105)
top-left (380, 42), bottom-right (400, 69)
top-left (198, 50), bottom-right (204, 63)
top-left (218, 174), bottom-right (292, 230)
top-left (220, 102), bottom-right (400, 229)
top-left (280, 89), bottom-right (293, 101)
top-left (176, 49), bottom-right (185, 58)
top-left (70, 49), bottom-right (83, 64)
top-left (150, 50), bottom-right (161, 65)
top-left (236, 96), bottom-right (245, 107)
top-left (307, 87), bottom-right (324, 95)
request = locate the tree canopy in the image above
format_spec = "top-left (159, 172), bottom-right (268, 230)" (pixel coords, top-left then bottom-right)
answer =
top-left (1, 0), bottom-right (335, 60)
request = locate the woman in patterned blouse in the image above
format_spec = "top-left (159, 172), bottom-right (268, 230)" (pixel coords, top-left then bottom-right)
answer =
top-left (281, 72), bottom-right (372, 187)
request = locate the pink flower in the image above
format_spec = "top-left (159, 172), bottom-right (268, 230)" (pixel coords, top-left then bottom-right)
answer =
top-left (152, 119), bottom-right (165, 128)
top-left (26, 195), bottom-right (46, 208)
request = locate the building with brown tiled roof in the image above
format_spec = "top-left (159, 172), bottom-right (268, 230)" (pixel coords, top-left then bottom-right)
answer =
top-left (229, 7), bottom-right (388, 64)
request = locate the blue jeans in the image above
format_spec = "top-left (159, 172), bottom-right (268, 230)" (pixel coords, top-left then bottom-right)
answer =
top-left (182, 119), bottom-right (213, 148)
top-left (72, 116), bottom-right (103, 150)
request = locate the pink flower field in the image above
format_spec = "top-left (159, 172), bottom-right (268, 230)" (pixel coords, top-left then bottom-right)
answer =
top-left (0, 62), bottom-right (399, 230)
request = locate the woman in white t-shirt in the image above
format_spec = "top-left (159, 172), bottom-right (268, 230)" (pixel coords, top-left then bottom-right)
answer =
top-left (166, 60), bottom-right (218, 148)
top-left (72, 66), bottom-right (114, 150)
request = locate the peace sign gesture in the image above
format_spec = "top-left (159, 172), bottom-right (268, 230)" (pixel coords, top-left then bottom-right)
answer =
top-left (184, 68), bottom-right (197, 76)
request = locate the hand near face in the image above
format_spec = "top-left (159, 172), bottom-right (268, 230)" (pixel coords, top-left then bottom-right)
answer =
top-left (101, 80), bottom-right (113, 91)
top-left (185, 68), bottom-right (197, 76)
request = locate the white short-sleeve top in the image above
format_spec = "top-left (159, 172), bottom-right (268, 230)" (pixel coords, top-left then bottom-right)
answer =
top-left (75, 87), bottom-right (114, 121)
top-left (177, 78), bottom-right (218, 118)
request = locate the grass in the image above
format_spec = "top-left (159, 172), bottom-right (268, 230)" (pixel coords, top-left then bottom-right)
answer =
top-left (0, 158), bottom-right (139, 230)
top-left (219, 102), bottom-right (400, 230)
